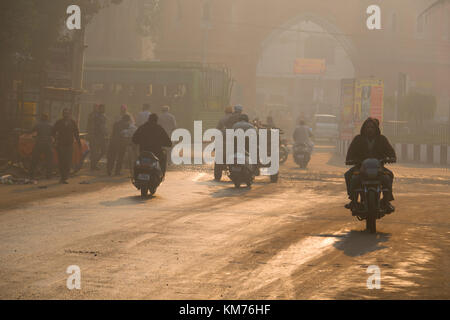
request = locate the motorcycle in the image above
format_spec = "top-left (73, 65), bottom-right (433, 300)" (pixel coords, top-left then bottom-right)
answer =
top-left (228, 152), bottom-right (256, 188)
top-left (132, 151), bottom-right (163, 198)
top-left (345, 157), bottom-right (396, 233)
top-left (214, 129), bottom-right (279, 183)
top-left (293, 142), bottom-right (313, 168)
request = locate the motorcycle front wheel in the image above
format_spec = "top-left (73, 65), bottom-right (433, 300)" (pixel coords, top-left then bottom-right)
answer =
top-left (214, 163), bottom-right (223, 181)
top-left (141, 187), bottom-right (148, 198)
top-left (270, 173), bottom-right (279, 183)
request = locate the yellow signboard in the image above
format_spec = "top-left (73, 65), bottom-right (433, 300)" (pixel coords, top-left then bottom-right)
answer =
top-left (21, 102), bottom-right (37, 129)
top-left (293, 58), bottom-right (326, 75)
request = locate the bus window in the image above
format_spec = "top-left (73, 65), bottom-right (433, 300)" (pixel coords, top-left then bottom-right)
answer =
top-left (146, 84), bottom-right (152, 96)
top-left (114, 84), bottom-right (123, 95)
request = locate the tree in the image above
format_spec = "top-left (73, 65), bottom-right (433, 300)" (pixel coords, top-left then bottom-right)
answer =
top-left (399, 91), bottom-right (437, 130)
top-left (136, 0), bottom-right (162, 45)
top-left (0, 0), bottom-right (122, 69)
top-left (0, 0), bottom-right (123, 139)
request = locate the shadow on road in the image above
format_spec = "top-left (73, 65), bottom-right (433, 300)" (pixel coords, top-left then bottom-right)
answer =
top-left (210, 185), bottom-right (253, 198)
top-left (313, 230), bottom-right (391, 257)
top-left (100, 195), bottom-right (155, 207)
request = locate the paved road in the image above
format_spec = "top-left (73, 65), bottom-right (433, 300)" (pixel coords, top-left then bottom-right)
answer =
top-left (0, 145), bottom-right (449, 299)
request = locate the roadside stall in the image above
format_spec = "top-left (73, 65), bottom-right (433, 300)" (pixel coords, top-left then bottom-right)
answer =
top-left (18, 87), bottom-right (89, 176)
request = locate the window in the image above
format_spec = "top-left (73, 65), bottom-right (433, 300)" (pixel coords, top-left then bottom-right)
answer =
top-left (146, 84), bottom-right (153, 97)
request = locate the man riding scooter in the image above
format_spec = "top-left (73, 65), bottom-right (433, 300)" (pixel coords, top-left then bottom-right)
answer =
top-left (344, 117), bottom-right (396, 212)
top-left (132, 113), bottom-right (172, 177)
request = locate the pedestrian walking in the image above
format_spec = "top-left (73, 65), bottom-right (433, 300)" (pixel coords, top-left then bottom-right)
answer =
top-left (107, 114), bottom-right (133, 176)
top-left (30, 113), bottom-right (53, 179)
top-left (52, 109), bottom-right (81, 184)
top-left (158, 105), bottom-right (177, 166)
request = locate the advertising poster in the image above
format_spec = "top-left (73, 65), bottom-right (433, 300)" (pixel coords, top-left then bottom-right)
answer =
top-left (354, 79), bottom-right (384, 133)
top-left (340, 79), bottom-right (355, 140)
top-left (340, 79), bottom-right (384, 139)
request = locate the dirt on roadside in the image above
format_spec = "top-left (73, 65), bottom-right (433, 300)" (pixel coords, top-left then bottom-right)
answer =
top-left (0, 167), bottom-right (130, 212)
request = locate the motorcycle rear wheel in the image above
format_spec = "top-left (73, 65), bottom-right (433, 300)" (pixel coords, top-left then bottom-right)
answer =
top-left (366, 191), bottom-right (377, 234)
top-left (141, 187), bottom-right (148, 198)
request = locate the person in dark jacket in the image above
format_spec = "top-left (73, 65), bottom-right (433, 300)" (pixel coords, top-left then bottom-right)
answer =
top-left (345, 117), bottom-right (396, 212)
top-left (132, 113), bottom-right (172, 176)
top-left (216, 106), bottom-right (233, 130)
top-left (224, 105), bottom-right (243, 129)
top-left (89, 104), bottom-right (108, 170)
top-left (107, 114), bottom-right (132, 176)
top-left (52, 108), bottom-right (81, 184)
top-left (30, 113), bottom-right (53, 179)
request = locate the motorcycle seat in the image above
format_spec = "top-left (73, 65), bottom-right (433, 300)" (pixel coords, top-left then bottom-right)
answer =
top-left (139, 151), bottom-right (159, 162)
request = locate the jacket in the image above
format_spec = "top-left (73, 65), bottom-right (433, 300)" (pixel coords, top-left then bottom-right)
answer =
top-left (132, 121), bottom-right (172, 154)
top-left (346, 118), bottom-right (396, 163)
top-left (52, 119), bottom-right (80, 147)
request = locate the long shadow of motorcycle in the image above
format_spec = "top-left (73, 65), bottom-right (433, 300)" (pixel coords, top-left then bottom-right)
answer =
top-left (313, 230), bottom-right (391, 257)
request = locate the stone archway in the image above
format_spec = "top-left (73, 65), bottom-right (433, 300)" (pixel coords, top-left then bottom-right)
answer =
top-left (254, 12), bottom-right (359, 125)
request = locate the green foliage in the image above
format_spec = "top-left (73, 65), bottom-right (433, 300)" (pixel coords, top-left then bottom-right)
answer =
top-left (398, 91), bottom-right (437, 123)
top-left (0, 0), bottom-right (123, 68)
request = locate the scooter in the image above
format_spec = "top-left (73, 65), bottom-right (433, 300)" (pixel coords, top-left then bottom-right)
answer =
top-left (132, 151), bottom-right (163, 197)
top-left (293, 142), bottom-right (313, 168)
top-left (228, 152), bottom-right (256, 188)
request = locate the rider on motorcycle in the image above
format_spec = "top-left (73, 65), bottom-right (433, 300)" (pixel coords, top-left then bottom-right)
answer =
top-left (225, 105), bottom-right (244, 129)
top-left (132, 113), bottom-right (172, 176)
top-left (344, 117), bottom-right (396, 212)
top-left (293, 119), bottom-right (314, 149)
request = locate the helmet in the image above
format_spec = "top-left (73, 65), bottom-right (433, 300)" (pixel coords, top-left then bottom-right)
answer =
top-left (234, 105), bottom-right (243, 113)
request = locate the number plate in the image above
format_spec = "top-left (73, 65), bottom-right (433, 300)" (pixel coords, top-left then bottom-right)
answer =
top-left (137, 174), bottom-right (150, 181)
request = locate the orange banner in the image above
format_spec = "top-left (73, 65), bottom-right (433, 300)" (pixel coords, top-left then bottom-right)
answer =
top-left (293, 58), bottom-right (326, 74)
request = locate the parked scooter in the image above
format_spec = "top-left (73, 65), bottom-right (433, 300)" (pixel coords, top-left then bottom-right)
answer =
top-left (293, 142), bottom-right (313, 168)
top-left (228, 152), bottom-right (256, 188)
top-left (345, 157), bottom-right (396, 233)
top-left (132, 151), bottom-right (163, 197)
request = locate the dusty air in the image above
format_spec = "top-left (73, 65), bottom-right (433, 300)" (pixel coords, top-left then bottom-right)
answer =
top-left (0, 0), bottom-right (449, 306)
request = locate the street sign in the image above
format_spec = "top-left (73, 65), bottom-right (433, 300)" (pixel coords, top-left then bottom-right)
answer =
top-left (293, 58), bottom-right (326, 75)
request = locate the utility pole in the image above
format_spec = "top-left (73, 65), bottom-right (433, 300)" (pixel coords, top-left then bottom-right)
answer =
top-left (71, 27), bottom-right (86, 125)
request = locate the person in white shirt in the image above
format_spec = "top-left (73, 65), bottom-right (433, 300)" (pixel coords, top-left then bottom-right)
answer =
top-left (135, 103), bottom-right (152, 128)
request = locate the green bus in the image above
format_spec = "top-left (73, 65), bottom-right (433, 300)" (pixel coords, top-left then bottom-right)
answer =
top-left (81, 61), bottom-right (233, 132)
